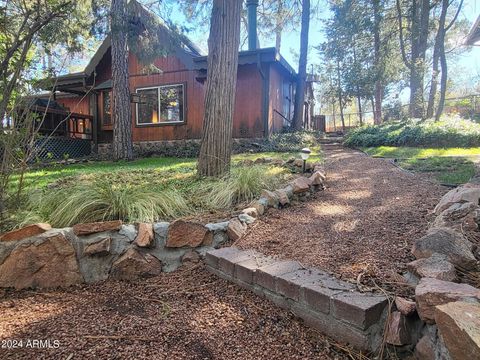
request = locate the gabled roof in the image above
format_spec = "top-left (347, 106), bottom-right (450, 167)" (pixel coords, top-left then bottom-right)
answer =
top-left (466, 15), bottom-right (480, 45)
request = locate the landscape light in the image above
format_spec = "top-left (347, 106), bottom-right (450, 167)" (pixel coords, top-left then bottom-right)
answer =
top-left (300, 148), bottom-right (311, 173)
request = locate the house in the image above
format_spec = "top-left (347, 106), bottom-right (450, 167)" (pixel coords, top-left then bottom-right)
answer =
top-left (466, 15), bottom-right (480, 46)
top-left (31, 0), bottom-right (296, 158)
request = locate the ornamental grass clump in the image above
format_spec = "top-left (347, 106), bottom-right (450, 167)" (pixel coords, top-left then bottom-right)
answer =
top-left (194, 165), bottom-right (287, 210)
top-left (27, 179), bottom-right (190, 227)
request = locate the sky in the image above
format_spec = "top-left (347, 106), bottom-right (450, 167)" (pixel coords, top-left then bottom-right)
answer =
top-left (174, 0), bottom-right (480, 75)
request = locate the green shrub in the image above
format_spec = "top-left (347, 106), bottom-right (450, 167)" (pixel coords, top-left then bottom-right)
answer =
top-left (265, 130), bottom-right (322, 152)
top-left (344, 116), bottom-right (480, 148)
top-left (26, 179), bottom-right (190, 227)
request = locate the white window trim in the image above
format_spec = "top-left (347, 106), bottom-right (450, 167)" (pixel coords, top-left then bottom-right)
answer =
top-left (135, 83), bottom-right (185, 126)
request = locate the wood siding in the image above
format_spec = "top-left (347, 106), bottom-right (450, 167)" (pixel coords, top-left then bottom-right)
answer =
top-left (54, 50), bottom-right (281, 143)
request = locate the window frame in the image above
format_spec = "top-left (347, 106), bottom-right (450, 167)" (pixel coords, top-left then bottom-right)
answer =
top-left (135, 83), bottom-right (186, 127)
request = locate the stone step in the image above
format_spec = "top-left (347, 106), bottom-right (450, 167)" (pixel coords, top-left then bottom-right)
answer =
top-left (205, 247), bottom-right (387, 352)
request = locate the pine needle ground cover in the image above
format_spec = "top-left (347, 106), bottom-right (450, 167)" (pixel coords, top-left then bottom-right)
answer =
top-left (7, 148), bottom-right (322, 230)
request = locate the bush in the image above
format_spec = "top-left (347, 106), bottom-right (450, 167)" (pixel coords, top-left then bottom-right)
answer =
top-left (344, 116), bottom-right (480, 148)
top-left (264, 130), bottom-right (322, 152)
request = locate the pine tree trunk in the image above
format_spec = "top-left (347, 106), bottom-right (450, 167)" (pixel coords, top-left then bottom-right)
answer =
top-left (291, 0), bottom-right (310, 130)
top-left (336, 60), bottom-right (345, 132)
top-left (435, 20), bottom-right (447, 121)
top-left (275, 0), bottom-right (283, 51)
top-left (111, 0), bottom-right (133, 161)
top-left (197, 0), bottom-right (241, 177)
top-left (409, 0), bottom-right (430, 118)
top-left (373, 0), bottom-right (382, 124)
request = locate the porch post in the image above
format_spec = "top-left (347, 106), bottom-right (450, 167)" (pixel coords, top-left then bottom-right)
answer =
top-left (89, 92), bottom-right (98, 154)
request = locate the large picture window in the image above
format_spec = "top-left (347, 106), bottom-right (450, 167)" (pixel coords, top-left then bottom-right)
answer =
top-left (136, 84), bottom-right (184, 125)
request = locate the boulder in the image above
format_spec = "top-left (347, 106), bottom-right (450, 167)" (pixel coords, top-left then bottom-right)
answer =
top-left (242, 207), bottom-right (259, 218)
top-left (309, 171), bottom-right (326, 186)
top-left (72, 220), bottom-right (122, 236)
top-left (385, 311), bottom-right (412, 346)
top-left (291, 177), bottom-right (312, 194)
top-left (435, 301), bottom-right (480, 360)
top-left (395, 296), bottom-right (417, 316)
top-left (254, 157), bottom-right (266, 164)
top-left (118, 224), bottom-right (137, 242)
top-left (205, 221), bottom-right (229, 232)
top-left (134, 223), bottom-right (154, 248)
top-left (440, 202), bottom-right (477, 221)
top-left (0, 223), bottom-right (52, 242)
top-left (415, 278), bottom-right (480, 323)
top-left (238, 213), bottom-right (256, 224)
top-left (153, 222), bottom-right (169, 246)
top-left (407, 254), bottom-right (457, 282)
top-left (0, 232), bottom-right (83, 289)
top-left (415, 335), bottom-right (435, 360)
top-left (274, 189), bottom-right (290, 206)
top-left (226, 218), bottom-right (247, 241)
top-left (412, 227), bottom-right (476, 269)
top-left (250, 201), bottom-right (265, 216)
top-left (434, 185), bottom-right (480, 215)
top-left (110, 248), bottom-right (162, 280)
top-left (166, 220), bottom-right (212, 248)
top-left (260, 190), bottom-right (280, 208)
top-left (84, 237), bottom-right (111, 256)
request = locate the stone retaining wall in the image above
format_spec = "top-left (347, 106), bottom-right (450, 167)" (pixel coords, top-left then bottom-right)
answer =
top-left (205, 247), bottom-right (388, 352)
top-left (386, 183), bottom-right (480, 359)
top-left (0, 162), bottom-right (327, 290)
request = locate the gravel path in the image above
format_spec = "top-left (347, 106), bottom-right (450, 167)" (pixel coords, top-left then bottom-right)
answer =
top-left (0, 265), bottom-right (352, 360)
top-left (237, 144), bottom-right (448, 295)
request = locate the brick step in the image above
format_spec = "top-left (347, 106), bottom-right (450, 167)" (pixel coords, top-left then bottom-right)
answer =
top-left (205, 247), bottom-right (387, 352)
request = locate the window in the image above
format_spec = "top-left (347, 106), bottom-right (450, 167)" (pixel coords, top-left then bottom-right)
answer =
top-left (136, 84), bottom-right (184, 125)
top-left (102, 91), bottom-right (112, 125)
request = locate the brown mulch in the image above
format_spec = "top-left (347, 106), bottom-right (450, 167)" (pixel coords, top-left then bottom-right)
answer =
top-left (236, 144), bottom-right (449, 296)
top-left (0, 265), bottom-right (355, 360)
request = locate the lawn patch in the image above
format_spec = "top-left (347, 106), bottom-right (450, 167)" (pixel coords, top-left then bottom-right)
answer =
top-left (362, 146), bottom-right (477, 185)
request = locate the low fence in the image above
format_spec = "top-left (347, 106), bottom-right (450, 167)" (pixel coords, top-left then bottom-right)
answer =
top-left (34, 136), bottom-right (91, 160)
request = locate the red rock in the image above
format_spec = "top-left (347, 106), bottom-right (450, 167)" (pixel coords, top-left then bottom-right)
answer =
top-left (415, 278), bottom-right (480, 323)
top-left (260, 190), bottom-right (279, 207)
top-left (435, 301), bottom-right (480, 360)
top-left (385, 311), bottom-right (412, 345)
top-left (110, 248), bottom-right (162, 280)
top-left (407, 254), bottom-right (457, 282)
top-left (72, 220), bottom-right (122, 236)
top-left (434, 185), bottom-right (480, 214)
top-left (395, 296), bottom-right (416, 316)
top-left (166, 220), bottom-right (212, 248)
top-left (84, 237), bottom-right (111, 256)
top-left (0, 232), bottom-right (83, 289)
top-left (226, 218), bottom-right (247, 241)
top-left (0, 223), bottom-right (51, 242)
top-left (274, 189), bottom-right (290, 206)
top-left (134, 223), bottom-right (154, 248)
top-left (309, 171), bottom-right (326, 186)
top-left (412, 227), bottom-right (476, 269)
top-left (291, 177), bottom-right (312, 194)
top-left (242, 207), bottom-right (259, 218)
top-left (414, 333), bottom-right (436, 360)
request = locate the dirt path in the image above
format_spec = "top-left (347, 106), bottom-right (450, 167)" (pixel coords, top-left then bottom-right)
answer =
top-left (0, 265), bottom-right (352, 360)
top-left (237, 144), bottom-right (448, 295)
